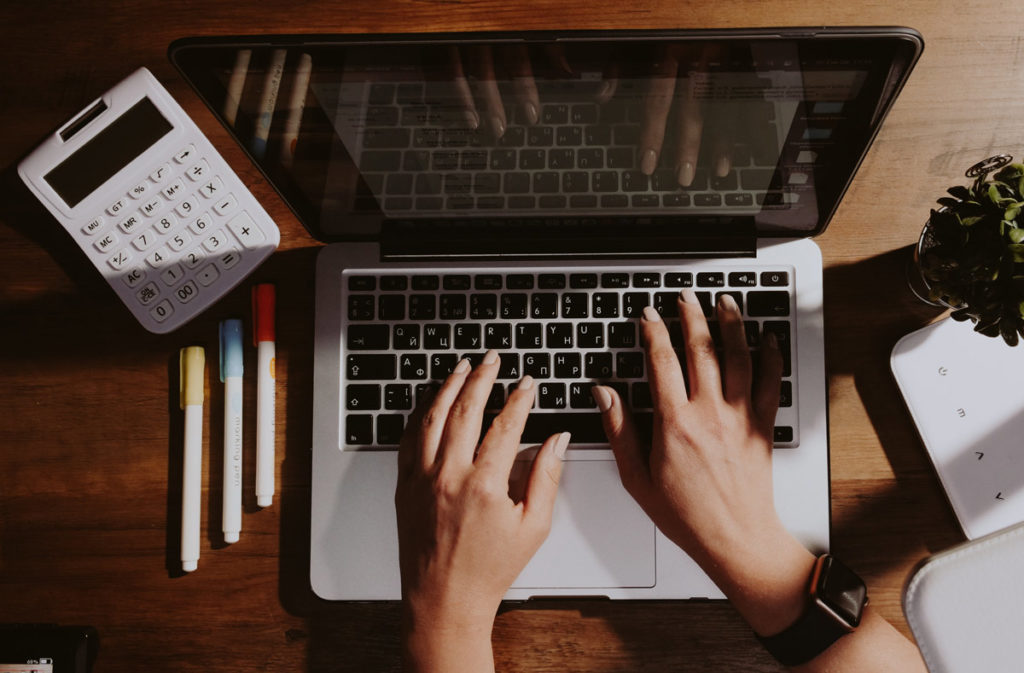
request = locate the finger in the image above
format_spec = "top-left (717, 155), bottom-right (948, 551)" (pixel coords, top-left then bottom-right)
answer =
top-left (674, 75), bottom-right (704, 187)
top-left (593, 385), bottom-right (651, 496)
top-left (638, 47), bottom-right (679, 175)
top-left (397, 386), bottom-right (434, 479)
top-left (753, 330), bottom-right (784, 438)
top-left (639, 305), bottom-right (689, 411)
top-left (467, 45), bottom-right (507, 139)
top-left (475, 375), bottom-right (536, 478)
top-left (716, 293), bottom-right (752, 406)
top-left (678, 289), bottom-right (722, 400)
top-left (447, 46), bottom-right (480, 129)
top-left (708, 99), bottom-right (736, 178)
top-left (596, 60), bottom-right (619, 103)
top-left (522, 432), bottom-right (570, 528)
top-left (543, 43), bottom-right (574, 76)
top-left (437, 350), bottom-right (501, 467)
top-left (504, 44), bottom-right (540, 125)
top-left (419, 357), bottom-right (472, 470)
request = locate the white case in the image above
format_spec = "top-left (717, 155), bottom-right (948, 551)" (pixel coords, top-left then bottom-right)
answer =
top-left (903, 522), bottom-right (1024, 673)
top-left (18, 67), bottom-right (279, 333)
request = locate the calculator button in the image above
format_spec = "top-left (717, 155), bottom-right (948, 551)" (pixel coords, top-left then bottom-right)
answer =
top-left (140, 197), bottom-right (163, 217)
top-left (160, 263), bottom-right (186, 286)
top-left (186, 160), bottom-right (210, 182)
top-left (161, 179), bottom-right (185, 201)
top-left (132, 230), bottom-right (156, 251)
top-left (117, 213), bottom-right (143, 235)
top-left (136, 282), bottom-right (161, 306)
top-left (146, 245), bottom-right (172, 268)
top-left (128, 181), bottom-right (150, 200)
top-left (107, 248), bottom-right (132, 271)
top-left (182, 247), bottom-right (205, 269)
top-left (175, 197), bottom-right (199, 218)
top-left (197, 264), bottom-right (220, 286)
top-left (188, 212), bottom-right (213, 235)
top-left (212, 194), bottom-right (238, 217)
top-left (107, 199), bottom-right (127, 217)
top-left (199, 178), bottom-right (225, 200)
top-left (150, 299), bottom-right (174, 323)
top-left (123, 267), bottom-right (146, 288)
top-left (226, 212), bottom-right (266, 249)
top-left (82, 217), bottom-right (104, 235)
top-left (94, 231), bottom-right (119, 253)
top-left (203, 229), bottom-right (228, 252)
top-left (149, 163), bottom-right (172, 183)
top-left (168, 230), bottom-right (192, 252)
top-left (218, 248), bottom-right (242, 270)
top-left (173, 280), bottom-right (200, 304)
top-left (174, 145), bottom-right (196, 164)
top-left (154, 214), bottom-right (176, 234)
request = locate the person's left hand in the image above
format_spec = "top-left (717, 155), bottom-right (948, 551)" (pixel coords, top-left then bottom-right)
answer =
top-left (395, 350), bottom-right (568, 670)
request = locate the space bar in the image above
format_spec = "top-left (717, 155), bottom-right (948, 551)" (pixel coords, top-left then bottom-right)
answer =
top-left (483, 412), bottom-right (654, 445)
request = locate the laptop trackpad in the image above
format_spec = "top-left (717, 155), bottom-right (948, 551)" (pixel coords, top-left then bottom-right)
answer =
top-left (510, 458), bottom-right (656, 590)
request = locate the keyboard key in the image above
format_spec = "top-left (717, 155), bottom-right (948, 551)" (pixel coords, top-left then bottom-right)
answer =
top-left (380, 275), bottom-right (408, 291)
top-left (409, 295), bottom-right (437, 319)
top-left (498, 353), bottom-right (521, 379)
top-left (547, 324), bottom-right (574, 348)
top-left (561, 293), bottom-right (588, 318)
top-left (729, 272), bottom-right (757, 287)
top-left (633, 272), bottom-right (661, 288)
top-left (346, 384), bottom-right (381, 411)
top-left (653, 292), bottom-right (680, 318)
top-left (608, 322), bottom-right (637, 348)
top-left (474, 274), bottom-right (502, 290)
top-left (584, 353), bottom-right (613, 379)
top-left (514, 412), bottom-right (654, 444)
top-left (774, 426), bottom-right (794, 443)
top-left (697, 272), bottom-right (725, 287)
top-left (485, 323), bottom-right (512, 349)
top-left (453, 323), bottom-right (482, 349)
top-left (764, 321), bottom-right (792, 376)
top-left (515, 323), bottom-right (543, 349)
top-left (393, 325), bottom-right (420, 350)
top-left (347, 355), bottom-right (396, 380)
top-left (780, 381), bottom-right (793, 408)
top-left (443, 274), bottom-right (472, 290)
top-left (384, 384), bottom-right (413, 410)
top-left (570, 382), bottom-right (597, 408)
top-left (538, 274), bottom-right (566, 289)
top-left (761, 271), bottom-right (789, 287)
top-left (379, 295), bottom-right (405, 320)
top-left (347, 324), bottom-right (389, 350)
top-left (554, 352), bottom-right (581, 379)
top-left (747, 291), bottom-right (790, 317)
top-left (569, 273), bottom-right (598, 289)
top-left (345, 415), bottom-right (373, 444)
top-left (523, 353), bottom-right (551, 379)
top-left (576, 323), bottom-right (604, 348)
top-left (622, 292), bottom-right (650, 317)
top-left (439, 294), bottom-right (467, 319)
top-left (470, 294), bottom-right (498, 319)
top-left (601, 273), bottom-right (629, 288)
top-left (400, 354), bottom-right (428, 379)
top-left (377, 415), bottom-right (406, 445)
top-left (592, 293), bottom-right (619, 318)
top-left (616, 351), bottom-right (645, 378)
top-left (348, 295), bottom-right (375, 320)
top-left (485, 384), bottom-right (505, 410)
top-left (411, 275), bottom-right (440, 290)
top-left (632, 382), bottom-right (653, 409)
top-left (507, 274), bottom-right (534, 289)
top-left (424, 324), bottom-right (451, 349)
top-left (430, 354), bottom-right (459, 378)
top-left (530, 293), bottom-right (558, 319)
top-left (500, 293), bottom-right (528, 319)
top-left (539, 382), bottom-right (567, 409)
top-left (665, 272), bottom-right (693, 287)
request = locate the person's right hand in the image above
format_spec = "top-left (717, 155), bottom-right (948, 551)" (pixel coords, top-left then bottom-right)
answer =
top-left (592, 290), bottom-right (817, 637)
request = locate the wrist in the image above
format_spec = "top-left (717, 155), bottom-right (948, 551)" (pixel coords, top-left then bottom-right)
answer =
top-left (402, 600), bottom-right (496, 673)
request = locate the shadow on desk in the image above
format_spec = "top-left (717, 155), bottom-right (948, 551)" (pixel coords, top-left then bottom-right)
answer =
top-left (823, 247), bottom-right (964, 573)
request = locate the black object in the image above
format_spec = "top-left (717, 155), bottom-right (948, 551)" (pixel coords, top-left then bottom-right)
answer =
top-left (0, 624), bottom-right (98, 673)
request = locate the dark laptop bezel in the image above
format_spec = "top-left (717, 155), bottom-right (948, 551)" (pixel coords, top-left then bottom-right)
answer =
top-left (169, 28), bottom-right (923, 257)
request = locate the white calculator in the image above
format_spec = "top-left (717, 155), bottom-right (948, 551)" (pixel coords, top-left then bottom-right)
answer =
top-left (18, 67), bottom-right (280, 333)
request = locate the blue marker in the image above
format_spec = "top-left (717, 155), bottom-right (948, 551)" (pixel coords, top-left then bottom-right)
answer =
top-left (220, 319), bottom-right (244, 543)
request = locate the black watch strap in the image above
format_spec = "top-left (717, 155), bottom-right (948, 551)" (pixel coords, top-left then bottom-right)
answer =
top-left (755, 603), bottom-right (849, 666)
top-left (755, 554), bottom-right (867, 666)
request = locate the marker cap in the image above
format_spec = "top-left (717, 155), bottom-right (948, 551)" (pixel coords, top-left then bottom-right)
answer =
top-left (219, 319), bottom-right (244, 381)
top-left (179, 346), bottom-right (205, 409)
top-left (252, 283), bottom-right (276, 345)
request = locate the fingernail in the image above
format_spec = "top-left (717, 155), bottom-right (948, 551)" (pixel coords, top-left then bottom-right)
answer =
top-left (554, 432), bottom-right (571, 460)
top-left (640, 149), bottom-right (658, 175)
top-left (680, 288), bottom-right (699, 304)
top-left (718, 293), bottom-right (739, 313)
top-left (454, 358), bottom-right (471, 374)
top-left (678, 161), bottom-right (695, 187)
top-left (464, 108), bottom-right (480, 130)
top-left (483, 349), bottom-right (499, 365)
top-left (597, 79), bottom-right (615, 101)
top-left (491, 115), bottom-right (505, 139)
top-left (524, 102), bottom-right (539, 125)
top-left (592, 385), bottom-right (612, 412)
top-left (642, 305), bottom-right (662, 322)
top-left (715, 155), bottom-right (731, 178)
top-left (518, 374), bottom-right (535, 390)
top-left (764, 331), bottom-right (778, 349)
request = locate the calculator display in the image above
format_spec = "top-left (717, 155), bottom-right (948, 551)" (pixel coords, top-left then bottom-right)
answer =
top-left (45, 97), bottom-right (173, 208)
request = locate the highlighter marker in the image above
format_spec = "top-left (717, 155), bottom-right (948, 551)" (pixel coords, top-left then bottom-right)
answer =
top-left (219, 319), bottom-right (244, 544)
top-left (179, 346), bottom-right (205, 572)
top-left (253, 284), bottom-right (276, 508)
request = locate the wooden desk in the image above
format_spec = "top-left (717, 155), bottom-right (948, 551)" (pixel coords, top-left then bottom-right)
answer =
top-left (1, 2), bottom-right (1017, 670)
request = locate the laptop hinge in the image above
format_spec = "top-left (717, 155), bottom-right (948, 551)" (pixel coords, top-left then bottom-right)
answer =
top-left (379, 217), bottom-right (757, 260)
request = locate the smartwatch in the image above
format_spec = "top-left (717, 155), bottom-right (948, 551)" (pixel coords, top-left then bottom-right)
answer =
top-left (756, 554), bottom-right (868, 666)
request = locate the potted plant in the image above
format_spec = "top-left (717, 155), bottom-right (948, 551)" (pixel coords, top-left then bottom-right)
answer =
top-left (914, 154), bottom-right (1024, 346)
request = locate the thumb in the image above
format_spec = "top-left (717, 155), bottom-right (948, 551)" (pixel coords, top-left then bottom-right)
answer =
top-left (592, 385), bottom-right (651, 496)
top-left (523, 432), bottom-right (569, 527)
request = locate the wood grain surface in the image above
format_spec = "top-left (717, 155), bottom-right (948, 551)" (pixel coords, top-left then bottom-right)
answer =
top-left (3, 1), bottom-right (1021, 671)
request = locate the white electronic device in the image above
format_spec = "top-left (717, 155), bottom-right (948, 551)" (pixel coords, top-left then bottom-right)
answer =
top-left (18, 67), bottom-right (279, 333)
top-left (891, 317), bottom-right (1024, 539)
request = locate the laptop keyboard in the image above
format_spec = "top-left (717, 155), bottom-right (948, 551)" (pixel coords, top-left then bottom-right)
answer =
top-left (354, 80), bottom-right (795, 216)
top-left (342, 266), bottom-right (797, 449)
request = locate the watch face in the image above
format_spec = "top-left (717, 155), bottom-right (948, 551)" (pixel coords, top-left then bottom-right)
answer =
top-left (816, 556), bottom-right (868, 627)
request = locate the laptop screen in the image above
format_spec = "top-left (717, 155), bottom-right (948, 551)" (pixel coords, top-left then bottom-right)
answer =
top-left (170, 30), bottom-right (921, 245)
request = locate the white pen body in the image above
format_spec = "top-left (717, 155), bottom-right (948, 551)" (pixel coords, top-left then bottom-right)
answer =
top-left (181, 404), bottom-right (203, 572)
top-left (222, 375), bottom-right (243, 543)
top-left (256, 340), bottom-right (276, 507)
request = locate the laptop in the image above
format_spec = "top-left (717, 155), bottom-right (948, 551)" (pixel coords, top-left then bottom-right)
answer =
top-left (170, 28), bottom-right (923, 599)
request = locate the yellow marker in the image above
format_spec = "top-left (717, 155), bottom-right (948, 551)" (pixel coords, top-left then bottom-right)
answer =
top-left (179, 346), bottom-right (205, 572)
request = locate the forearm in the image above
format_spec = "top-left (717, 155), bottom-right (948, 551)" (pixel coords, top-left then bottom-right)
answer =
top-left (789, 606), bottom-right (927, 673)
top-left (402, 607), bottom-right (496, 673)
